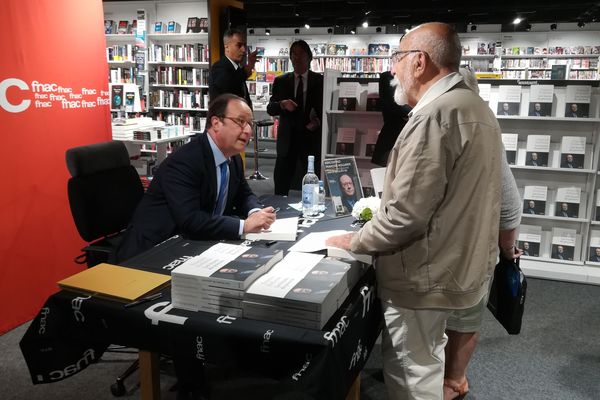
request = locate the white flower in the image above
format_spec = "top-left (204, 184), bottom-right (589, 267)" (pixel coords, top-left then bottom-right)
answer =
top-left (351, 196), bottom-right (381, 221)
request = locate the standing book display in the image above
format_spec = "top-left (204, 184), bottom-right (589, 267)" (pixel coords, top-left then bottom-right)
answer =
top-left (322, 157), bottom-right (363, 216)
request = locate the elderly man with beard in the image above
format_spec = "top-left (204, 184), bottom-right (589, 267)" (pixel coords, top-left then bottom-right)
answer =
top-left (327, 23), bottom-right (505, 399)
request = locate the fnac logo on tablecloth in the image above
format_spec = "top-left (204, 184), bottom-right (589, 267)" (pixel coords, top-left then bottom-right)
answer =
top-left (35, 348), bottom-right (96, 383)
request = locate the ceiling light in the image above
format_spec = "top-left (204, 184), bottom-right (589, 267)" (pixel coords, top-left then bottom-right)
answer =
top-left (513, 17), bottom-right (522, 24)
top-left (248, 28), bottom-right (254, 35)
top-left (376, 27), bottom-right (382, 33)
top-left (550, 23), bottom-right (557, 30)
top-left (365, 10), bottom-right (371, 15)
top-left (577, 21), bottom-right (585, 28)
top-left (294, 28), bottom-right (300, 34)
top-left (362, 21), bottom-right (368, 28)
top-left (470, 25), bottom-right (477, 32)
top-left (304, 24), bottom-right (310, 29)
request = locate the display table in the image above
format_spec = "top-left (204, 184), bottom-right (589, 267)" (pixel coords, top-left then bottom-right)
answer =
top-left (20, 207), bottom-right (382, 400)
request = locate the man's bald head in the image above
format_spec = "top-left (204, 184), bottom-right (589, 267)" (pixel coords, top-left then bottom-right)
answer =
top-left (403, 22), bottom-right (462, 73)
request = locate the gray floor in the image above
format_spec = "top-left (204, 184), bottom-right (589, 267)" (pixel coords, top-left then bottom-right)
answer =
top-left (3, 156), bottom-right (600, 399)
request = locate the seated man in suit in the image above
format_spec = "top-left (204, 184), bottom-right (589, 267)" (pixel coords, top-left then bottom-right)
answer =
top-left (208, 28), bottom-right (258, 108)
top-left (561, 153), bottom-right (577, 168)
top-left (115, 94), bottom-right (276, 263)
top-left (530, 102), bottom-right (543, 117)
top-left (556, 202), bottom-right (571, 218)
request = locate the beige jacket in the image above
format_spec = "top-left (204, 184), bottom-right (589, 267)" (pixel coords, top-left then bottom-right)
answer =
top-left (350, 76), bottom-right (502, 310)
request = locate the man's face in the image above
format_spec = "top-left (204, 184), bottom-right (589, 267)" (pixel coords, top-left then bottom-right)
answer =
top-left (535, 103), bottom-right (541, 111)
top-left (342, 98), bottom-right (348, 105)
top-left (562, 203), bottom-right (568, 211)
top-left (211, 99), bottom-right (252, 157)
top-left (571, 103), bottom-right (578, 112)
top-left (503, 103), bottom-right (509, 111)
top-left (567, 154), bottom-right (574, 162)
top-left (290, 44), bottom-right (310, 74)
top-left (531, 153), bottom-right (538, 160)
top-left (558, 246), bottom-right (564, 253)
top-left (224, 33), bottom-right (246, 63)
top-left (340, 175), bottom-right (355, 196)
top-left (595, 248), bottom-right (600, 256)
top-left (529, 200), bottom-right (535, 208)
top-left (391, 36), bottom-right (418, 106)
top-left (523, 242), bottom-right (529, 250)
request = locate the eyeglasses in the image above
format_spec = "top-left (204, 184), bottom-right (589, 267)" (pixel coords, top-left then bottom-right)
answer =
top-left (390, 49), bottom-right (427, 64)
top-left (221, 116), bottom-right (255, 131)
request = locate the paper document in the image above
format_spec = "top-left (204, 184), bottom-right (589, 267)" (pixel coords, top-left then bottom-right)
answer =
top-left (287, 230), bottom-right (350, 253)
top-left (243, 217), bottom-right (298, 241)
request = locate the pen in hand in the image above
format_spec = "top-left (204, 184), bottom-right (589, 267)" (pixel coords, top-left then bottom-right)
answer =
top-left (124, 292), bottom-right (163, 308)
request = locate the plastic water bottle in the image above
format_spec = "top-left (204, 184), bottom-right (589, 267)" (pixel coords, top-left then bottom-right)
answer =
top-left (317, 180), bottom-right (326, 212)
top-left (302, 155), bottom-right (319, 217)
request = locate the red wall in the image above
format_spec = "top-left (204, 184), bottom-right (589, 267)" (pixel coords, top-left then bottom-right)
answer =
top-left (0, 0), bottom-right (111, 333)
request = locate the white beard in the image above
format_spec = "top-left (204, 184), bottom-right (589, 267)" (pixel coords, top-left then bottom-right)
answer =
top-left (390, 76), bottom-right (409, 106)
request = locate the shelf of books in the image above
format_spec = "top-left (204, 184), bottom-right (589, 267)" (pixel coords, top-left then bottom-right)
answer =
top-left (104, 1), bottom-right (210, 136)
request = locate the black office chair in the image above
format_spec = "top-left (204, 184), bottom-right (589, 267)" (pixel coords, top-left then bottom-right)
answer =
top-left (66, 140), bottom-right (144, 267)
top-left (66, 140), bottom-right (144, 396)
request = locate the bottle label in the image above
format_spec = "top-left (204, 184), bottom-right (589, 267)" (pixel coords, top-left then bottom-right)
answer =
top-left (302, 184), bottom-right (316, 215)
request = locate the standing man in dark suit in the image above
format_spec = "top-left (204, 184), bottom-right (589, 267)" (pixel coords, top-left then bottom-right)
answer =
top-left (267, 40), bottom-right (323, 195)
top-left (208, 28), bottom-right (258, 108)
top-left (371, 70), bottom-right (411, 167)
top-left (115, 94), bottom-right (276, 262)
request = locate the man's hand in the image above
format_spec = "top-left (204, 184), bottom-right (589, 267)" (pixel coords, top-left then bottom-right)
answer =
top-left (325, 232), bottom-right (355, 250)
top-left (243, 207), bottom-right (276, 233)
top-left (280, 99), bottom-right (298, 112)
top-left (244, 49), bottom-right (259, 75)
top-left (501, 245), bottom-right (523, 260)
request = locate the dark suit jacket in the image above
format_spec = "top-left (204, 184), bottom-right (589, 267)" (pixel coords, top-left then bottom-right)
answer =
top-left (267, 70), bottom-right (323, 159)
top-left (115, 133), bottom-right (260, 262)
top-left (371, 71), bottom-right (411, 167)
top-left (208, 58), bottom-right (252, 107)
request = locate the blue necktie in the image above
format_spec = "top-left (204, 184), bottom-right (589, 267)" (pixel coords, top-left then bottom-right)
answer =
top-left (214, 161), bottom-right (228, 216)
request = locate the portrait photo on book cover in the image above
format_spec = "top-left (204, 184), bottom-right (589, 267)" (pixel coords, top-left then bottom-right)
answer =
top-left (518, 240), bottom-right (539, 257)
top-left (322, 157), bottom-right (363, 217)
top-left (551, 244), bottom-right (574, 261)
top-left (288, 278), bottom-right (337, 300)
top-left (555, 202), bottom-right (579, 218)
top-left (336, 142), bottom-right (355, 155)
top-left (560, 153), bottom-right (584, 169)
top-left (528, 102), bottom-right (552, 117)
top-left (589, 247), bottom-right (600, 262)
top-left (366, 97), bottom-right (380, 111)
top-left (338, 97), bottom-right (357, 111)
top-left (525, 151), bottom-right (548, 167)
top-left (564, 103), bottom-right (589, 118)
top-left (523, 199), bottom-right (545, 215)
top-left (365, 143), bottom-right (376, 157)
top-left (497, 102), bottom-right (520, 116)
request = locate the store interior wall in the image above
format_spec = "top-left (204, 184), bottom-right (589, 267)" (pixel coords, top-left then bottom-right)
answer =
top-left (0, 0), bottom-right (111, 333)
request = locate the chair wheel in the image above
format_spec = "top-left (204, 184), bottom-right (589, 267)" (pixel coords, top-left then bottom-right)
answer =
top-left (111, 380), bottom-right (126, 397)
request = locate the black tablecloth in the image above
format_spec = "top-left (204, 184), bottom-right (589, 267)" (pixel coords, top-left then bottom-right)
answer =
top-left (20, 199), bottom-right (382, 400)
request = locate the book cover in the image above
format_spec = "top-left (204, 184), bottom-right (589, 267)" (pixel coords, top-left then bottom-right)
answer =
top-left (311, 43), bottom-right (326, 56)
top-left (338, 82), bottom-right (361, 111)
top-left (365, 97), bottom-right (380, 111)
top-left (167, 21), bottom-right (181, 33)
top-left (518, 225), bottom-right (542, 257)
top-left (125, 91), bottom-right (135, 111)
top-left (367, 43), bottom-right (390, 56)
top-left (242, 217), bottom-right (299, 242)
top-left (523, 186), bottom-right (547, 215)
top-left (550, 65), bottom-right (567, 80)
top-left (326, 43), bottom-right (337, 55)
top-left (360, 129), bottom-right (379, 157)
top-left (336, 127), bottom-right (356, 155)
top-left (57, 263), bottom-right (171, 302)
top-left (104, 20), bottom-right (115, 34)
top-left (154, 22), bottom-right (166, 33)
top-left (186, 17), bottom-right (201, 33)
top-left (525, 135), bottom-right (550, 167)
top-left (199, 18), bottom-right (209, 33)
top-left (588, 230), bottom-right (600, 262)
top-left (555, 187), bottom-right (581, 218)
top-left (322, 156), bottom-right (363, 216)
top-left (528, 85), bottom-right (554, 117)
top-left (496, 85), bottom-right (521, 116)
top-left (117, 20), bottom-right (129, 34)
top-left (560, 136), bottom-right (586, 169)
top-left (564, 85), bottom-right (591, 118)
top-left (501, 133), bottom-right (518, 165)
top-left (338, 97), bottom-right (357, 111)
top-left (551, 227), bottom-right (577, 261)
top-left (171, 243), bottom-right (283, 290)
top-left (111, 84), bottom-right (124, 110)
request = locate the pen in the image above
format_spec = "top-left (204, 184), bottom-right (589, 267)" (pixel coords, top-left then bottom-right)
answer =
top-left (124, 292), bottom-right (163, 308)
top-left (273, 207), bottom-right (281, 213)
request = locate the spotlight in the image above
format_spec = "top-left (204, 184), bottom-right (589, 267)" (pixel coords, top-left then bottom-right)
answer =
top-left (304, 23), bottom-right (310, 29)
top-left (265, 29), bottom-right (270, 35)
top-left (525, 23), bottom-right (532, 31)
top-left (376, 27), bottom-right (382, 33)
top-left (362, 21), bottom-right (368, 28)
top-left (550, 23), bottom-right (557, 31)
top-left (470, 25), bottom-right (477, 32)
top-left (513, 17), bottom-right (522, 24)
top-left (294, 28), bottom-right (300, 34)
top-left (327, 28), bottom-right (333, 34)
top-left (248, 28), bottom-right (254, 35)
top-left (577, 21), bottom-right (585, 28)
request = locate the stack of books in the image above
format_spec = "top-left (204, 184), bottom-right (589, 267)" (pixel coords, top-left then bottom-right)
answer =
top-left (170, 243), bottom-right (283, 316)
top-left (243, 252), bottom-right (367, 329)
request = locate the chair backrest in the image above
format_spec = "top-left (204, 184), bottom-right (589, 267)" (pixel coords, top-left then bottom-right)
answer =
top-left (370, 167), bottom-right (386, 198)
top-left (66, 141), bottom-right (144, 242)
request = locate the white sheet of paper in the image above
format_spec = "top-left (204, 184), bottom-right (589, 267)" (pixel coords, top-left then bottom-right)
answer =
top-left (287, 230), bottom-right (350, 253)
top-left (243, 217), bottom-right (299, 241)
